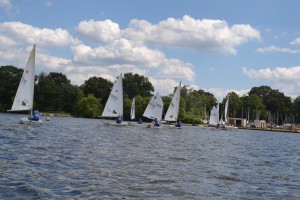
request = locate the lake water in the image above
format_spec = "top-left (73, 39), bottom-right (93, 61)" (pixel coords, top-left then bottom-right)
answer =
top-left (0, 113), bottom-right (299, 199)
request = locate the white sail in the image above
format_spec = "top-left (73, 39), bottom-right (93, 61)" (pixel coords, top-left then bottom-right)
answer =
top-left (224, 97), bottom-right (229, 122)
top-left (143, 92), bottom-right (163, 121)
top-left (102, 73), bottom-right (123, 117)
top-left (164, 82), bottom-right (181, 121)
top-left (10, 45), bottom-right (36, 112)
top-left (130, 97), bottom-right (135, 120)
top-left (209, 103), bottom-right (219, 125)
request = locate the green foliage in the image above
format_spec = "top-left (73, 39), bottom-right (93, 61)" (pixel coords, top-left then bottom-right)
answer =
top-left (181, 115), bottom-right (202, 124)
top-left (80, 76), bottom-right (113, 105)
top-left (241, 94), bottom-right (266, 120)
top-left (248, 86), bottom-right (292, 122)
top-left (35, 72), bottom-right (83, 113)
top-left (222, 92), bottom-right (243, 118)
top-left (76, 94), bottom-right (102, 118)
top-left (0, 66), bottom-right (23, 111)
top-left (123, 73), bottom-right (154, 99)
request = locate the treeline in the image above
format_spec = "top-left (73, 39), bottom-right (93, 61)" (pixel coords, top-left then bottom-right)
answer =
top-left (1, 65), bottom-right (300, 124)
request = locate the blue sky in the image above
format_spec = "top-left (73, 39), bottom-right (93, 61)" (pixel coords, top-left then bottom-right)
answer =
top-left (1, 0), bottom-right (300, 98)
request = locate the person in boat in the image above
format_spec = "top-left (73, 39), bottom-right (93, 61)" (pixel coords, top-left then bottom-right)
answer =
top-left (176, 120), bottom-right (182, 128)
top-left (138, 117), bottom-right (143, 124)
top-left (116, 114), bottom-right (122, 124)
top-left (28, 109), bottom-right (40, 121)
top-left (153, 118), bottom-right (160, 127)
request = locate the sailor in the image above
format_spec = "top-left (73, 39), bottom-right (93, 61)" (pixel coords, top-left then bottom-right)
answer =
top-left (29, 109), bottom-right (40, 121)
top-left (116, 114), bottom-right (122, 124)
top-left (138, 117), bottom-right (143, 124)
top-left (176, 120), bottom-right (182, 128)
top-left (153, 118), bottom-right (160, 127)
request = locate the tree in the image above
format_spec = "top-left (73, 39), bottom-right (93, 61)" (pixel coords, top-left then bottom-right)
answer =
top-left (80, 76), bottom-right (113, 105)
top-left (0, 66), bottom-right (23, 111)
top-left (35, 72), bottom-right (83, 113)
top-left (249, 85), bottom-right (292, 123)
top-left (241, 94), bottom-right (266, 120)
top-left (76, 94), bottom-right (102, 118)
top-left (123, 73), bottom-right (154, 99)
top-left (222, 92), bottom-right (242, 118)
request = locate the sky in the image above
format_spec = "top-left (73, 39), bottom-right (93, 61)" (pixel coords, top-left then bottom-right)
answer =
top-left (1, 0), bottom-right (300, 99)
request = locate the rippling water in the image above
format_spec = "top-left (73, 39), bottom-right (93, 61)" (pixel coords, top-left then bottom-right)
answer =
top-left (0, 113), bottom-right (300, 199)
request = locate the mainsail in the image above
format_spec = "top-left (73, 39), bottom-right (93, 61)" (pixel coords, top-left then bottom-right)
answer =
top-left (9, 45), bottom-right (36, 112)
top-left (143, 92), bottom-right (163, 121)
top-left (224, 97), bottom-right (229, 122)
top-left (102, 73), bottom-right (123, 117)
top-left (164, 82), bottom-right (181, 121)
top-left (209, 103), bottom-right (219, 125)
top-left (130, 97), bottom-right (135, 120)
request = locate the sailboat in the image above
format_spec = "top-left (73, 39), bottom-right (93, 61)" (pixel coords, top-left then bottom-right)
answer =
top-left (102, 73), bottom-right (127, 126)
top-left (143, 92), bottom-right (163, 128)
top-left (209, 103), bottom-right (219, 126)
top-left (130, 97), bottom-right (135, 120)
top-left (128, 97), bottom-right (139, 126)
top-left (164, 82), bottom-right (181, 128)
top-left (221, 97), bottom-right (238, 131)
top-left (8, 44), bottom-right (42, 125)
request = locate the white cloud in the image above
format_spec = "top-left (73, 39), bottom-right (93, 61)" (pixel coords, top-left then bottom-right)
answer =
top-left (256, 45), bottom-right (300, 54)
top-left (243, 66), bottom-right (300, 97)
top-left (159, 59), bottom-right (194, 81)
top-left (123, 15), bottom-right (261, 54)
top-left (76, 19), bottom-right (120, 44)
top-left (0, 35), bottom-right (16, 48)
top-left (0, 22), bottom-right (81, 47)
top-left (0, 0), bottom-right (11, 9)
top-left (0, 0), bottom-right (17, 14)
top-left (71, 41), bottom-right (165, 67)
top-left (291, 37), bottom-right (300, 46)
top-left (37, 53), bottom-right (71, 70)
top-left (148, 78), bottom-right (179, 95)
top-left (205, 88), bottom-right (249, 99)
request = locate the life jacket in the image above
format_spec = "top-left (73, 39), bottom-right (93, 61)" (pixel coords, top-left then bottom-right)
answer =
top-left (33, 110), bottom-right (40, 120)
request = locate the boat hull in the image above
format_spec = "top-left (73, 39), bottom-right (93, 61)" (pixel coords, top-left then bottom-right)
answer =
top-left (104, 122), bottom-right (128, 126)
top-left (20, 117), bottom-right (43, 125)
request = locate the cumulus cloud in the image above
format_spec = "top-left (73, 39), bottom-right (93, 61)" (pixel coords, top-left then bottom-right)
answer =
top-left (148, 78), bottom-right (180, 95)
top-left (256, 45), bottom-right (300, 54)
top-left (206, 88), bottom-right (250, 99)
top-left (123, 15), bottom-right (261, 54)
top-left (71, 40), bottom-right (165, 67)
top-left (0, 22), bottom-right (81, 47)
top-left (37, 53), bottom-right (71, 70)
top-left (243, 66), bottom-right (300, 97)
top-left (291, 37), bottom-right (300, 46)
top-left (76, 19), bottom-right (121, 44)
top-left (0, 0), bottom-right (18, 14)
top-left (0, 35), bottom-right (16, 48)
top-left (71, 40), bottom-right (194, 82)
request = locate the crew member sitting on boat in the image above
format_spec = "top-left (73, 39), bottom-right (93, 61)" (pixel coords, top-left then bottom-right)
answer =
top-left (28, 109), bottom-right (40, 121)
top-left (116, 114), bottom-right (122, 124)
top-left (176, 120), bottom-right (182, 128)
top-left (153, 118), bottom-right (160, 127)
top-left (138, 117), bottom-right (143, 124)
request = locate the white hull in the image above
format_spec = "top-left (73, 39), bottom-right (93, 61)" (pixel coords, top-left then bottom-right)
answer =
top-left (104, 122), bottom-right (128, 126)
top-left (168, 124), bottom-right (182, 129)
top-left (20, 117), bottom-right (43, 125)
top-left (128, 121), bottom-right (143, 126)
top-left (221, 125), bottom-right (239, 131)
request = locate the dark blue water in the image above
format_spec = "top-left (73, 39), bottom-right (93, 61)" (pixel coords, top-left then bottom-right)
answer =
top-left (0, 113), bottom-right (299, 199)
